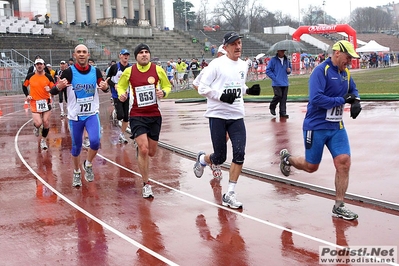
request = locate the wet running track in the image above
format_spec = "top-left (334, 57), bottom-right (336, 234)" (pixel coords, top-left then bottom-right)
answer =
top-left (0, 93), bottom-right (398, 265)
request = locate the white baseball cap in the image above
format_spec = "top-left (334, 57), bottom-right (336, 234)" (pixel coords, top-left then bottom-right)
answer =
top-left (34, 58), bottom-right (45, 64)
top-left (217, 45), bottom-right (226, 55)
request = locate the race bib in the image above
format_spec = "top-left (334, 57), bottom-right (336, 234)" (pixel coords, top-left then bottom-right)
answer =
top-left (76, 96), bottom-right (95, 116)
top-left (136, 85), bottom-right (156, 107)
top-left (223, 81), bottom-right (242, 103)
top-left (36, 99), bottom-right (49, 112)
top-left (326, 105), bottom-right (344, 122)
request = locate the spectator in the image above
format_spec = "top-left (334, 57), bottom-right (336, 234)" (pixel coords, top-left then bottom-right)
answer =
top-left (211, 46), bottom-right (216, 57)
top-left (201, 59), bottom-right (208, 69)
top-left (266, 49), bottom-right (292, 118)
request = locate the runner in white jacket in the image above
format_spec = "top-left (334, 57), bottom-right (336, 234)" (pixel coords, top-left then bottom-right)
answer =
top-left (193, 32), bottom-right (261, 209)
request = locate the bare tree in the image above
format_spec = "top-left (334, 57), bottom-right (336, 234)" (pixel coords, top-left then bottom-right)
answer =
top-left (301, 5), bottom-right (324, 25)
top-left (195, 0), bottom-right (209, 28)
top-left (213, 0), bottom-right (249, 32)
top-left (351, 7), bottom-right (393, 33)
top-left (247, 1), bottom-right (268, 32)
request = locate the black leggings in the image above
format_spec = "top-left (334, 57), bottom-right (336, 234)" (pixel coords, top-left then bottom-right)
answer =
top-left (209, 117), bottom-right (246, 165)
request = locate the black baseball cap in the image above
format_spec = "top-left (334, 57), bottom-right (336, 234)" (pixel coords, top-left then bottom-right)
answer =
top-left (222, 32), bottom-right (242, 45)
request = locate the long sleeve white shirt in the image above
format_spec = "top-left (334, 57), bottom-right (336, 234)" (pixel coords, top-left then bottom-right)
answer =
top-left (198, 55), bottom-right (248, 119)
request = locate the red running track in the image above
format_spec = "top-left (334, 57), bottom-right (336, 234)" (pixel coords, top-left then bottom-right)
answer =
top-left (0, 93), bottom-right (398, 265)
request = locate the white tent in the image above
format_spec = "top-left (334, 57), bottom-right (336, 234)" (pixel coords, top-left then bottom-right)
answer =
top-left (356, 40), bottom-right (390, 52)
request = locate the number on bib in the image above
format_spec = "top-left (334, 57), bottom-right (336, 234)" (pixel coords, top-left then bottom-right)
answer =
top-left (326, 105), bottom-right (344, 122)
top-left (36, 99), bottom-right (49, 112)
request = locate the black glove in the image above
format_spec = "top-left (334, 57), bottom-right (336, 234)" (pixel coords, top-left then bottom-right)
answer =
top-left (343, 93), bottom-right (356, 104)
top-left (220, 93), bottom-right (236, 104)
top-left (350, 100), bottom-right (362, 119)
top-left (246, 84), bottom-right (261, 95)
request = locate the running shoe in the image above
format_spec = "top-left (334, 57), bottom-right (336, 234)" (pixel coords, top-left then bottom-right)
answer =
top-left (82, 138), bottom-right (90, 149)
top-left (83, 160), bottom-right (94, 182)
top-left (332, 203), bottom-right (358, 220)
top-left (33, 127), bottom-right (39, 137)
top-left (133, 139), bottom-right (138, 158)
top-left (142, 183), bottom-right (154, 198)
top-left (111, 109), bottom-right (117, 121)
top-left (209, 164), bottom-right (222, 179)
top-left (119, 133), bottom-right (128, 144)
top-left (222, 191), bottom-right (243, 209)
top-left (279, 149), bottom-right (291, 176)
top-left (40, 139), bottom-right (48, 150)
top-left (72, 170), bottom-right (82, 187)
top-left (60, 112), bottom-right (65, 117)
top-left (193, 151), bottom-right (206, 178)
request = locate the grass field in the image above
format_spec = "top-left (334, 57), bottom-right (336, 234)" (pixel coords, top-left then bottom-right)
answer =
top-left (167, 66), bottom-right (399, 100)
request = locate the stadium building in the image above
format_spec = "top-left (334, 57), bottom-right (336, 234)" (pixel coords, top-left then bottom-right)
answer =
top-left (0, 0), bottom-right (174, 30)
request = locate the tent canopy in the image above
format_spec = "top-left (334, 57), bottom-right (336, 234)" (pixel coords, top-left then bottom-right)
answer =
top-left (356, 40), bottom-right (390, 53)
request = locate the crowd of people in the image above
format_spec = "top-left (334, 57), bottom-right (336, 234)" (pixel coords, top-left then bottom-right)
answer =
top-left (359, 52), bottom-right (397, 68)
top-left (22, 36), bottom-right (364, 221)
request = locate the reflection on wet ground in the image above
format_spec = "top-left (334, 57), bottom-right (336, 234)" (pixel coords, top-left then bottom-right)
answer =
top-left (0, 94), bottom-right (398, 265)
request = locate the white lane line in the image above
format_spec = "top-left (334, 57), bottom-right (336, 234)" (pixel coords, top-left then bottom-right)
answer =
top-left (0, 108), bottom-right (26, 118)
top-left (98, 153), bottom-right (397, 266)
top-left (15, 119), bottom-right (179, 266)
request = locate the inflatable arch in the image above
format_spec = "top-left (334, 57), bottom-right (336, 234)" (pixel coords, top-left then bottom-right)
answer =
top-left (292, 24), bottom-right (359, 69)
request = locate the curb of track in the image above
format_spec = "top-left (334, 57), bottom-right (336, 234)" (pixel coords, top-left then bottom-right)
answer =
top-left (174, 94), bottom-right (399, 103)
top-left (157, 141), bottom-right (399, 212)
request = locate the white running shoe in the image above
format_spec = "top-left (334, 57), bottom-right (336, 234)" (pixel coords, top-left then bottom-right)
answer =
top-left (193, 151), bottom-right (206, 178)
top-left (119, 133), bottom-right (128, 144)
top-left (279, 149), bottom-right (291, 177)
top-left (142, 183), bottom-right (154, 198)
top-left (40, 139), bottom-right (48, 150)
top-left (72, 170), bottom-right (82, 187)
top-left (222, 191), bottom-right (243, 209)
top-left (133, 139), bottom-right (138, 158)
top-left (209, 164), bottom-right (222, 179)
top-left (33, 127), bottom-right (40, 137)
top-left (82, 138), bottom-right (90, 149)
top-left (83, 160), bottom-right (94, 182)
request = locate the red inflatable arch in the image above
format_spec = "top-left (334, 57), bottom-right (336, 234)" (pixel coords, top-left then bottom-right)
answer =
top-left (292, 24), bottom-right (359, 69)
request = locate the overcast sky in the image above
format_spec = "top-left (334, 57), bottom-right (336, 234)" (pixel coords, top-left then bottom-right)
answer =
top-left (192, 0), bottom-right (393, 23)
